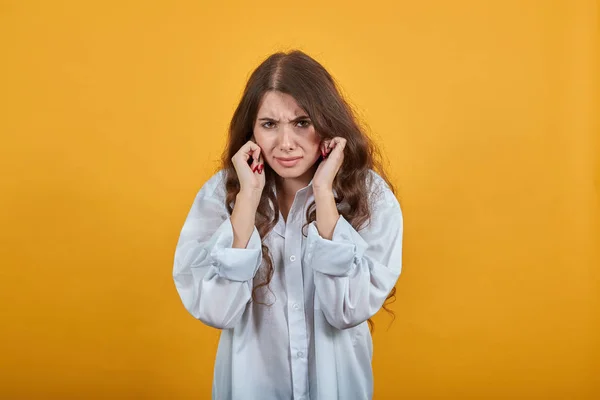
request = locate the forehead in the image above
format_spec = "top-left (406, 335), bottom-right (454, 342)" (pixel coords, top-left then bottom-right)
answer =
top-left (257, 91), bottom-right (307, 118)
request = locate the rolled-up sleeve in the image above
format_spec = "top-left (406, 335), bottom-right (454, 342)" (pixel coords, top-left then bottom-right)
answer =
top-left (305, 183), bottom-right (403, 330)
top-left (173, 172), bottom-right (262, 329)
top-left (209, 218), bottom-right (262, 281)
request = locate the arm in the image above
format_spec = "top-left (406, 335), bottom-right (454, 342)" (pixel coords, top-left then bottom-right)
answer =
top-left (173, 173), bottom-right (263, 329)
top-left (307, 181), bottom-right (403, 330)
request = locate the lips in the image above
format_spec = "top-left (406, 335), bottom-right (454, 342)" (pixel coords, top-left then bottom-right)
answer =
top-left (275, 156), bottom-right (302, 167)
top-left (276, 157), bottom-right (302, 161)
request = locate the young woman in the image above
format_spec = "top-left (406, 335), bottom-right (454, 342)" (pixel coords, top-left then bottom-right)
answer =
top-left (173, 50), bottom-right (403, 400)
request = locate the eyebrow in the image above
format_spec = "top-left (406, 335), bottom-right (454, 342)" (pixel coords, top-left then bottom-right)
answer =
top-left (257, 115), bottom-right (310, 122)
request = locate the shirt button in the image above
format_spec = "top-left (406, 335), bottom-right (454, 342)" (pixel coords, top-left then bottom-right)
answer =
top-left (290, 255), bottom-right (296, 262)
top-left (297, 351), bottom-right (304, 358)
top-left (292, 303), bottom-right (300, 310)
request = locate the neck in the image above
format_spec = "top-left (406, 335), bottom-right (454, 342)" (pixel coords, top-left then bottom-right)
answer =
top-left (276, 164), bottom-right (317, 199)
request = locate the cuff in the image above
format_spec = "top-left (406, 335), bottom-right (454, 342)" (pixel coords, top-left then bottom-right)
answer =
top-left (209, 218), bottom-right (262, 282)
top-left (306, 215), bottom-right (368, 276)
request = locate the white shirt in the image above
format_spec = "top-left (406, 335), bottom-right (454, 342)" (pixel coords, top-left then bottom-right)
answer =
top-left (173, 169), bottom-right (403, 400)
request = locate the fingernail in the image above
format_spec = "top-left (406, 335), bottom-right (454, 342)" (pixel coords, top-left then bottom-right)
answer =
top-left (252, 165), bottom-right (258, 172)
top-left (258, 164), bottom-right (264, 173)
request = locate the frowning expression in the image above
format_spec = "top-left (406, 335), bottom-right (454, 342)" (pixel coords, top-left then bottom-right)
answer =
top-left (253, 91), bottom-right (321, 180)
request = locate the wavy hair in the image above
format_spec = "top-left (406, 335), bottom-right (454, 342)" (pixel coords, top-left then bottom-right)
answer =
top-left (221, 50), bottom-right (397, 332)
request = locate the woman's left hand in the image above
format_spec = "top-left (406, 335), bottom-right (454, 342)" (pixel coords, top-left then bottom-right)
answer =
top-left (312, 137), bottom-right (347, 193)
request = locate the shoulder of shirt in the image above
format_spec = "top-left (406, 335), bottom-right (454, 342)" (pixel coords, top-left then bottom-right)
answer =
top-left (366, 169), bottom-right (392, 196)
top-left (367, 169), bottom-right (386, 188)
top-left (366, 169), bottom-right (401, 211)
top-left (197, 169), bottom-right (227, 201)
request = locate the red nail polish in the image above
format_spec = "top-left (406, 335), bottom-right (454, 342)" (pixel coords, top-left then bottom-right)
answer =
top-left (252, 165), bottom-right (258, 173)
top-left (258, 164), bottom-right (264, 173)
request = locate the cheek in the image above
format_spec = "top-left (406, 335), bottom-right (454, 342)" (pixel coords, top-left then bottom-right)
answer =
top-left (298, 133), bottom-right (321, 165)
top-left (252, 130), bottom-right (270, 152)
top-left (307, 130), bottom-right (322, 154)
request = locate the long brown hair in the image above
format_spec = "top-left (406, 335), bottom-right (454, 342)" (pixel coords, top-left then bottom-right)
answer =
top-left (221, 50), bottom-right (397, 332)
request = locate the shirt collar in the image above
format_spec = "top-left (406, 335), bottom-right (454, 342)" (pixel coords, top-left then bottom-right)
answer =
top-left (271, 184), bottom-right (313, 238)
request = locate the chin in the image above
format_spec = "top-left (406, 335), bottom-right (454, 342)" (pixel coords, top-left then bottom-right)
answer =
top-left (271, 168), bottom-right (302, 179)
top-left (270, 164), bottom-right (311, 179)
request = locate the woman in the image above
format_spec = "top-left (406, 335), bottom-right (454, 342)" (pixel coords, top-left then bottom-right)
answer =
top-left (173, 50), bottom-right (403, 400)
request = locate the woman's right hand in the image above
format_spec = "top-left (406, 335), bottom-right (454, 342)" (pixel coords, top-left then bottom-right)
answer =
top-left (230, 141), bottom-right (265, 248)
top-left (231, 140), bottom-right (265, 197)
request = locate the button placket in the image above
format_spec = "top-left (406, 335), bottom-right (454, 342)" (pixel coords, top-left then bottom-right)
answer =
top-left (284, 190), bottom-right (309, 400)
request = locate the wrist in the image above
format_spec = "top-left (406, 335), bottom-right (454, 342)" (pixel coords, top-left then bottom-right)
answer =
top-left (238, 188), bottom-right (262, 200)
top-left (313, 186), bottom-right (334, 199)
top-left (237, 190), bottom-right (262, 208)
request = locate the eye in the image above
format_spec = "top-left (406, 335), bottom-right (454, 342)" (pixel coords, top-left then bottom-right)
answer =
top-left (296, 119), bottom-right (312, 128)
top-left (262, 121), bottom-right (275, 129)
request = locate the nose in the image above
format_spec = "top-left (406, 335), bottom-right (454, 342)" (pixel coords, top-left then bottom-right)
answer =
top-left (278, 124), bottom-right (295, 151)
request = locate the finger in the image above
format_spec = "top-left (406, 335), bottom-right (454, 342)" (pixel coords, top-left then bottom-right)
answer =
top-left (335, 138), bottom-right (347, 150)
top-left (253, 146), bottom-right (261, 163)
top-left (333, 137), bottom-right (346, 149)
top-left (252, 147), bottom-right (262, 172)
top-left (245, 141), bottom-right (260, 154)
top-left (234, 142), bottom-right (254, 172)
top-left (239, 141), bottom-right (256, 158)
top-left (240, 141), bottom-right (259, 169)
top-left (320, 142), bottom-right (327, 158)
top-left (329, 138), bottom-right (339, 150)
top-left (323, 140), bottom-right (332, 156)
top-left (323, 143), bottom-right (332, 158)
top-left (328, 138), bottom-right (346, 158)
top-left (258, 156), bottom-right (264, 174)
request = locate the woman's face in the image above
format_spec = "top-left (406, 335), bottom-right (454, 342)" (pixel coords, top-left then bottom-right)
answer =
top-left (253, 91), bottom-right (322, 181)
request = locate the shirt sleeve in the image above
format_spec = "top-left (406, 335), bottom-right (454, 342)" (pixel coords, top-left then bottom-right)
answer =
top-left (304, 181), bottom-right (403, 330)
top-left (173, 172), bottom-right (262, 329)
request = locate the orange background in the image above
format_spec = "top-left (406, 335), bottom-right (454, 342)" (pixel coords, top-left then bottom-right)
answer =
top-left (1, 1), bottom-right (598, 399)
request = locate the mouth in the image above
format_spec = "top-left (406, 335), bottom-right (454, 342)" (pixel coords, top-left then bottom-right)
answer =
top-left (275, 156), bottom-right (302, 167)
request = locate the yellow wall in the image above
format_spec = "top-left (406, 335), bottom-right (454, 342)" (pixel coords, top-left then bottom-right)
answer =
top-left (1, 0), bottom-right (598, 398)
